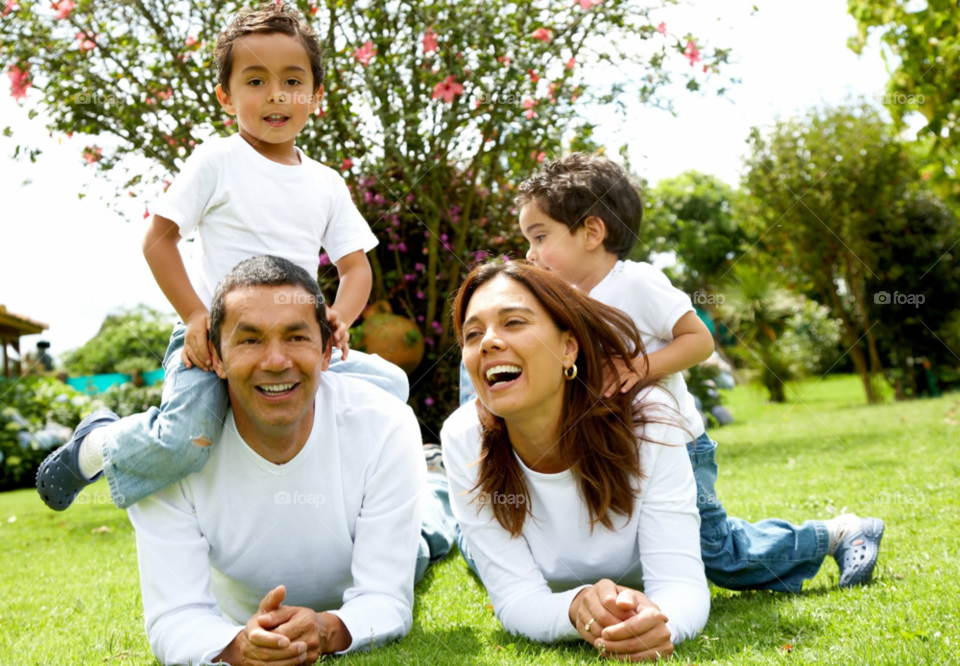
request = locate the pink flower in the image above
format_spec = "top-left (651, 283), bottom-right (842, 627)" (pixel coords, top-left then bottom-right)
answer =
top-left (308, 0), bottom-right (318, 16)
top-left (341, 158), bottom-right (354, 171)
top-left (2, 0), bottom-right (18, 17)
top-left (656, 22), bottom-right (667, 37)
top-left (528, 69), bottom-right (539, 83)
top-left (532, 151), bottom-right (546, 163)
top-left (53, 0), bottom-right (74, 19)
top-left (432, 75), bottom-right (464, 104)
top-left (7, 64), bottom-right (31, 100)
top-left (185, 36), bottom-right (198, 48)
top-left (531, 28), bottom-right (552, 43)
top-left (416, 291), bottom-right (425, 300)
top-left (224, 118), bottom-right (235, 127)
top-left (76, 32), bottom-right (96, 52)
top-left (423, 27), bottom-right (438, 54)
top-left (81, 146), bottom-right (102, 165)
top-left (566, 57), bottom-right (576, 70)
top-left (157, 87), bottom-right (173, 100)
top-left (497, 55), bottom-right (511, 66)
top-left (425, 397), bottom-right (435, 406)
top-left (319, 253), bottom-right (331, 266)
top-left (684, 40), bottom-right (701, 67)
top-left (575, 0), bottom-right (603, 8)
top-left (143, 207), bottom-right (150, 219)
top-left (353, 41), bottom-right (376, 67)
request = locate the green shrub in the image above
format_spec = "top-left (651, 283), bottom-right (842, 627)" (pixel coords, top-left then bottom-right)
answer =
top-left (98, 382), bottom-right (163, 418)
top-left (0, 377), bottom-right (95, 490)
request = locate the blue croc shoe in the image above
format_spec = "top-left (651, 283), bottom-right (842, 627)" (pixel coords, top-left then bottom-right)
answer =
top-left (36, 409), bottom-right (119, 511)
top-left (834, 517), bottom-right (885, 588)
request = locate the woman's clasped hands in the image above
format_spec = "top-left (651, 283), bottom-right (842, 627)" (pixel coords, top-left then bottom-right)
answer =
top-left (569, 579), bottom-right (674, 662)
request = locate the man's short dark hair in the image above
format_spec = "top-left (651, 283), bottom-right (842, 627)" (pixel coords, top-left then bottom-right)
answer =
top-left (210, 255), bottom-right (332, 356)
top-left (515, 153), bottom-right (643, 259)
top-left (215, 3), bottom-right (326, 94)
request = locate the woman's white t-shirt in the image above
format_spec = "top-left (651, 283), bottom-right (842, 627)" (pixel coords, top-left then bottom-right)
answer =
top-left (441, 388), bottom-right (710, 645)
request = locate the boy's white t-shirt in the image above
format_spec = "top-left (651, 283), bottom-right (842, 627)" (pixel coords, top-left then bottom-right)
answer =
top-left (153, 134), bottom-right (378, 308)
top-left (589, 260), bottom-right (706, 441)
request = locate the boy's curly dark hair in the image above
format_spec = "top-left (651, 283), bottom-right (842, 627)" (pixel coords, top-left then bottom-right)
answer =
top-left (515, 153), bottom-right (643, 260)
top-left (215, 3), bottom-right (325, 94)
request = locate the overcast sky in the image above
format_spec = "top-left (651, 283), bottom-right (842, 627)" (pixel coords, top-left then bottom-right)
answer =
top-left (0, 0), bottom-right (907, 361)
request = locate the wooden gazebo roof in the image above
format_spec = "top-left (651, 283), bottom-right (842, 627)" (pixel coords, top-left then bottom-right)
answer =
top-left (0, 305), bottom-right (49, 379)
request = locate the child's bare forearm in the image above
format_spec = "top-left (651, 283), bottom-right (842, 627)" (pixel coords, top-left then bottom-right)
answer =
top-left (143, 215), bottom-right (207, 322)
top-left (331, 250), bottom-right (373, 325)
top-left (638, 332), bottom-right (715, 378)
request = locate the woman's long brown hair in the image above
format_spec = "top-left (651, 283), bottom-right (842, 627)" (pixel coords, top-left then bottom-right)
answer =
top-left (452, 260), bottom-right (676, 537)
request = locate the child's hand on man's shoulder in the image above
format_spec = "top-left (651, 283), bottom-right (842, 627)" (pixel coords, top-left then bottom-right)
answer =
top-left (182, 309), bottom-right (213, 372)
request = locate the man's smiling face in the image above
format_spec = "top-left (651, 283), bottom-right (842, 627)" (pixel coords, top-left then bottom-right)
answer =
top-left (214, 284), bottom-right (330, 440)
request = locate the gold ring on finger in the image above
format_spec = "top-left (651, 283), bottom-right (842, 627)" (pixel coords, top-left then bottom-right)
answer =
top-left (584, 617), bottom-right (595, 633)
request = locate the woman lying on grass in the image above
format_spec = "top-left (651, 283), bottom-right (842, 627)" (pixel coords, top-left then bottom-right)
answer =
top-left (440, 260), bottom-right (709, 661)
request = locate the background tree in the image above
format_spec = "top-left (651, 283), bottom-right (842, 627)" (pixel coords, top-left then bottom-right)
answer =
top-left (848, 0), bottom-right (960, 207)
top-left (61, 305), bottom-right (173, 376)
top-left (866, 190), bottom-right (960, 398)
top-left (743, 102), bottom-right (960, 403)
top-left (742, 103), bottom-right (911, 403)
top-left (1, 0), bottom-right (732, 432)
top-left (717, 264), bottom-right (799, 403)
top-left (637, 169), bottom-right (750, 296)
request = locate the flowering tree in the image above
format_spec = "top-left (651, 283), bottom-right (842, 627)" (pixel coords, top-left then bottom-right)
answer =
top-left (2, 0), bottom-right (731, 430)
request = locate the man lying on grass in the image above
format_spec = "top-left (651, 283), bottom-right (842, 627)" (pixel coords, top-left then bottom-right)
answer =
top-left (124, 256), bottom-right (452, 665)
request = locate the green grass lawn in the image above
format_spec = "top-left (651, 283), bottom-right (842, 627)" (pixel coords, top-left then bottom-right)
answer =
top-left (2, 375), bottom-right (959, 665)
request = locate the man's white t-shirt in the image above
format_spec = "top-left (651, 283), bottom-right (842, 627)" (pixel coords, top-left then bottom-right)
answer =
top-left (127, 374), bottom-right (425, 665)
top-left (153, 134), bottom-right (378, 308)
top-left (589, 260), bottom-right (706, 441)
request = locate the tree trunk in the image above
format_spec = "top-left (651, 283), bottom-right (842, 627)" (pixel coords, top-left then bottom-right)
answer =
top-left (768, 376), bottom-right (786, 403)
top-left (824, 283), bottom-right (879, 403)
top-left (845, 258), bottom-right (886, 402)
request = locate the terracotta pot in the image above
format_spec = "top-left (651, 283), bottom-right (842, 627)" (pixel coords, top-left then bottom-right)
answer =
top-left (359, 314), bottom-right (425, 374)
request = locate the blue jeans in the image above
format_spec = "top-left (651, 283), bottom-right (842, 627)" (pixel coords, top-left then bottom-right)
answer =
top-left (459, 360), bottom-right (476, 407)
top-left (101, 323), bottom-right (410, 508)
top-left (415, 472), bottom-right (458, 583)
top-left (457, 363), bottom-right (829, 592)
top-left (688, 432), bottom-right (828, 592)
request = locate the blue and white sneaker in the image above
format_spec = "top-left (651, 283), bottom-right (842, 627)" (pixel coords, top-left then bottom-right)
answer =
top-left (36, 409), bottom-right (118, 511)
top-left (834, 517), bottom-right (885, 588)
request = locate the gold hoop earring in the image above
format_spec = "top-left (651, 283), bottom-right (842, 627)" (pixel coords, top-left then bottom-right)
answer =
top-left (564, 364), bottom-right (578, 381)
